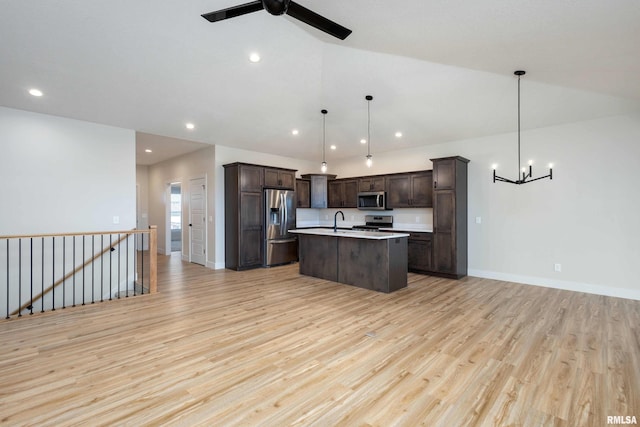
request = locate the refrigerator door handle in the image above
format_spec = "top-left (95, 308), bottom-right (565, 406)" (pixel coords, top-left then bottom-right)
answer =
top-left (269, 238), bottom-right (297, 244)
top-left (281, 192), bottom-right (287, 237)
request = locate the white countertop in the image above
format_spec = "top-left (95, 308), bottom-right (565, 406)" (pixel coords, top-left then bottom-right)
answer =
top-left (380, 227), bottom-right (433, 233)
top-left (290, 228), bottom-right (409, 240)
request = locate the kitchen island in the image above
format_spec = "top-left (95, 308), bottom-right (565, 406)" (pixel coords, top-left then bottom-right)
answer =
top-left (290, 228), bottom-right (409, 293)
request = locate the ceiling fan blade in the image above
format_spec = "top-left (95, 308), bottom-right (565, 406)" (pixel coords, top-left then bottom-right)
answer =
top-left (201, 1), bottom-right (264, 23)
top-left (286, 2), bottom-right (352, 40)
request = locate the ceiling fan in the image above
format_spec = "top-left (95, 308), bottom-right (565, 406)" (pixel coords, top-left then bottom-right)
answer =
top-left (201, 0), bottom-right (352, 40)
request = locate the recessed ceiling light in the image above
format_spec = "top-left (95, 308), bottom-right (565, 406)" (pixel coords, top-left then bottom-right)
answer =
top-left (291, 129), bottom-right (299, 135)
top-left (145, 149), bottom-right (153, 153)
top-left (249, 53), bottom-right (261, 63)
top-left (185, 123), bottom-right (195, 130)
top-left (360, 139), bottom-right (367, 144)
top-left (395, 131), bottom-right (403, 138)
top-left (29, 88), bottom-right (43, 97)
top-left (330, 145), bottom-right (337, 150)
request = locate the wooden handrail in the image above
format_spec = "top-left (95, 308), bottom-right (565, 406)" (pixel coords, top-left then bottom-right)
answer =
top-left (7, 226), bottom-right (158, 316)
top-left (0, 229), bottom-right (152, 240)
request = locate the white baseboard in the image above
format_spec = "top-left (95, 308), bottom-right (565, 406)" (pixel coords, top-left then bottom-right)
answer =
top-left (468, 269), bottom-right (640, 301)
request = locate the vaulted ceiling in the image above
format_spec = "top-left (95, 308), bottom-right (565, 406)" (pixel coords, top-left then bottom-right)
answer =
top-left (2, 1), bottom-right (639, 164)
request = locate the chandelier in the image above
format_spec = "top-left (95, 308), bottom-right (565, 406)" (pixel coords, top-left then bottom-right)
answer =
top-left (493, 71), bottom-right (553, 184)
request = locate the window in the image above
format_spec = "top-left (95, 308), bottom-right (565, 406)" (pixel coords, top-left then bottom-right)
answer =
top-left (170, 193), bottom-right (181, 230)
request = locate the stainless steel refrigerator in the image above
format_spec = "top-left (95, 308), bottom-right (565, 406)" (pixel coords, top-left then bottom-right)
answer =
top-left (264, 189), bottom-right (298, 267)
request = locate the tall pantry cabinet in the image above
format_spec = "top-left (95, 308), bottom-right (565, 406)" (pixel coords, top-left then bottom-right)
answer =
top-left (431, 156), bottom-right (469, 279)
top-left (224, 163), bottom-right (264, 270)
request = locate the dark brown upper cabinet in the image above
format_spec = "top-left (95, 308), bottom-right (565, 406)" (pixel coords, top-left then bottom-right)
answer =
top-left (386, 171), bottom-right (433, 208)
top-left (301, 174), bottom-right (337, 209)
top-left (328, 179), bottom-right (358, 208)
top-left (264, 167), bottom-right (295, 189)
top-left (239, 164), bottom-right (264, 192)
top-left (358, 176), bottom-right (386, 192)
top-left (432, 158), bottom-right (457, 190)
top-left (295, 179), bottom-right (310, 208)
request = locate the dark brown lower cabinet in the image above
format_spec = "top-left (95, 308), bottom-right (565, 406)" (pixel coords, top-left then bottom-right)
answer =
top-left (407, 232), bottom-right (433, 273)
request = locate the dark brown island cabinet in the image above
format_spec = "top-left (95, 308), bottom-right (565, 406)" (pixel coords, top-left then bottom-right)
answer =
top-left (292, 229), bottom-right (409, 293)
top-left (224, 162), bottom-right (297, 270)
top-left (430, 156), bottom-right (469, 278)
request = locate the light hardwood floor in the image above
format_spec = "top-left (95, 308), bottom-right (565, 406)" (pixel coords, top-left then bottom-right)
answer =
top-left (1, 253), bottom-right (638, 426)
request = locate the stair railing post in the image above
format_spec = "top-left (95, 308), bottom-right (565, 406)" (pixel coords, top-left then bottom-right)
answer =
top-left (149, 226), bottom-right (157, 294)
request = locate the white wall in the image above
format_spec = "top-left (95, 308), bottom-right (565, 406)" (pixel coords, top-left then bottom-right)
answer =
top-left (0, 107), bottom-right (136, 235)
top-left (147, 145), bottom-right (216, 266)
top-left (330, 113), bottom-right (640, 300)
top-left (214, 145), bottom-right (319, 269)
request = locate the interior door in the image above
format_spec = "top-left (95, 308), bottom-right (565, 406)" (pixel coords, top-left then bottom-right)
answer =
top-left (189, 177), bottom-right (206, 266)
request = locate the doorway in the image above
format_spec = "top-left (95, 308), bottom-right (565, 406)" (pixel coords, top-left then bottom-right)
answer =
top-left (189, 177), bottom-right (206, 266)
top-left (170, 183), bottom-right (182, 253)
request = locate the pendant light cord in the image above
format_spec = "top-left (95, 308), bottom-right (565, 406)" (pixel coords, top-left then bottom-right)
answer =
top-left (367, 98), bottom-right (371, 157)
top-left (322, 112), bottom-right (326, 163)
top-left (517, 73), bottom-right (521, 177)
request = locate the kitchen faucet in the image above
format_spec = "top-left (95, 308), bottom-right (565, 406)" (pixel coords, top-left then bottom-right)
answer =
top-left (334, 210), bottom-right (345, 232)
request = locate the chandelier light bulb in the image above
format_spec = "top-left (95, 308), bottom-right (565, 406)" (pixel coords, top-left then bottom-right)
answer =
top-left (492, 164), bottom-right (498, 170)
top-left (321, 161), bottom-right (327, 173)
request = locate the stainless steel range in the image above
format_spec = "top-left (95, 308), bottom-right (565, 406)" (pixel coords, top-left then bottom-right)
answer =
top-left (352, 215), bottom-right (393, 231)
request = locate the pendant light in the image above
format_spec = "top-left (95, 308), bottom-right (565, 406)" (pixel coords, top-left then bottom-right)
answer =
top-left (365, 95), bottom-right (373, 168)
top-left (320, 109), bottom-right (328, 172)
top-left (493, 71), bottom-right (553, 185)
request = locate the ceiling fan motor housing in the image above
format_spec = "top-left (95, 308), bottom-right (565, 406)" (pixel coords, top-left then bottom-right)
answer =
top-left (262, 0), bottom-right (290, 15)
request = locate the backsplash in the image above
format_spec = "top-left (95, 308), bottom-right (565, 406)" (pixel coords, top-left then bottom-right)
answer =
top-left (296, 208), bottom-right (433, 231)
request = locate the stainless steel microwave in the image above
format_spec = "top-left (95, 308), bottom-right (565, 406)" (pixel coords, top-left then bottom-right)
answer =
top-left (357, 191), bottom-right (388, 210)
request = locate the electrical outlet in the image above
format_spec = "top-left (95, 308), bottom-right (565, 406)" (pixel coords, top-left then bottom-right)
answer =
top-left (554, 263), bottom-right (562, 272)
top-left (476, 216), bottom-right (482, 224)
top-left (113, 216), bottom-right (120, 224)
top-left (415, 216), bottom-right (420, 223)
